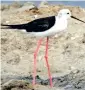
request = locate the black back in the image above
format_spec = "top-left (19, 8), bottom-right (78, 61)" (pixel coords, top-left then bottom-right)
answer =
top-left (2, 16), bottom-right (56, 32)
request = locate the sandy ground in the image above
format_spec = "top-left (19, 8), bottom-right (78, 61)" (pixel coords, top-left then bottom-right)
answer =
top-left (1, 2), bottom-right (85, 90)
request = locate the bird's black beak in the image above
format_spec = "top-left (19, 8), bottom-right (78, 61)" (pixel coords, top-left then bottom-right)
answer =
top-left (71, 16), bottom-right (85, 23)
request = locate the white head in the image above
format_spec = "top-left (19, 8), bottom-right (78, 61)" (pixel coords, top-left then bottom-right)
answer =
top-left (58, 9), bottom-right (71, 19)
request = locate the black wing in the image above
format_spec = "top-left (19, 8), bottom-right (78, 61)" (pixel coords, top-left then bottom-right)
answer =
top-left (1, 16), bottom-right (56, 32)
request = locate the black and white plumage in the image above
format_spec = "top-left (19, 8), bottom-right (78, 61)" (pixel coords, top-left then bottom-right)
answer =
top-left (2, 9), bottom-right (85, 37)
top-left (2, 16), bottom-right (55, 32)
top-left (2, 16), bottom-right (55, 37)
top-left (2, 9), bottom-right (70, 37)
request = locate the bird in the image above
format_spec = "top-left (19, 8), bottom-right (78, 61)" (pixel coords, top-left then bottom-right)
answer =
top-left (1, 9), bottom-right (85, 87)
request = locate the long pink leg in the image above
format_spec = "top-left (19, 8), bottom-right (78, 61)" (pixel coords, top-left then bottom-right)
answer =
top-left (32, 39), bottom-right (43, 86)
top-left (44, 37), bottom-right (53, 87)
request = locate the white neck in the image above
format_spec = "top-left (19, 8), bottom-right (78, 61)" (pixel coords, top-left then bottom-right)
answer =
top-left (55, 16), bottom-right (68, 31)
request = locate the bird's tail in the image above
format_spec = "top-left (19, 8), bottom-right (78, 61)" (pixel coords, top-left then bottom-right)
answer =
top-left (1, 23), bottom-right (26, 29)
top-left (1, 24), bottom-right (10, 29)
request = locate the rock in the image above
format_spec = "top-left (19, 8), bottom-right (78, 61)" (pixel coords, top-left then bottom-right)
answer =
top-left (1, 79), bottom-right (61, 90)
top-left (39, 0), bottom-right (49, 8)
top-left (9, 1), bottom-right (23, 9)
top-left (2, 79), bottom-right (34, 90)
top-left (17, 2), bottom-right (38, 12)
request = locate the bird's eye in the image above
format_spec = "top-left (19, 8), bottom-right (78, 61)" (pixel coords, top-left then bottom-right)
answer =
top-left (67, 13), bottom-right (69, 14)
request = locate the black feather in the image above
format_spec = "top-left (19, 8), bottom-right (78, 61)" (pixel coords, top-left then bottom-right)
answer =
top-left (1, 16), bottom-right (56, 32)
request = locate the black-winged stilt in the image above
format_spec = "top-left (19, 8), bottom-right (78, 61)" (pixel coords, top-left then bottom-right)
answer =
top-left (2, 9), bottom-right (85, 87)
